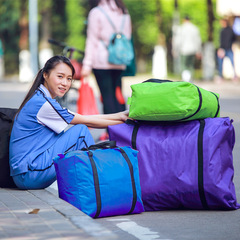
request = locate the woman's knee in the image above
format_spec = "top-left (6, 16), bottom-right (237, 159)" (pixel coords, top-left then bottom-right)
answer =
top-left (64, 124), bottom-right (86, 138)
top-left (13, 167), bottom-right (56, 190)
top-left (69, 124), bottom-right (95, 146)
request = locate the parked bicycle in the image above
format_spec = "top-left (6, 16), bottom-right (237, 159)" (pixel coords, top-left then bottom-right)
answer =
top-left (48, 39), bottom-right (84, 112)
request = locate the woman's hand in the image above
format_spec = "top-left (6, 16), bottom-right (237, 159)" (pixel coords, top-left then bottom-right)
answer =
top-left (81, 66), bottom-right (92, 78)
top-left (118, 110), bottom-right (129, 122)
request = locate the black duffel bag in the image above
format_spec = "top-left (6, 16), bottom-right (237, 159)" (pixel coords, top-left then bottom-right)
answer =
top-left (0, 108), bottom-right (18, 188)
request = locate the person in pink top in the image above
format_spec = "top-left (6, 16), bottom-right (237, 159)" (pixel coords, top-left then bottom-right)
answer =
top-left (81, 0), bottom-right (132, 140)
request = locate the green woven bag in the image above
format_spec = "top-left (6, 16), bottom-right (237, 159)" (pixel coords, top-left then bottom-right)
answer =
top-left (127, 79), bottom-right (220, 121)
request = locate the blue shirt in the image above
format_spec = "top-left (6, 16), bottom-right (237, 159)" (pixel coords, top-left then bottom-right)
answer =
top-left (9, 85), bottom-right (75, 176)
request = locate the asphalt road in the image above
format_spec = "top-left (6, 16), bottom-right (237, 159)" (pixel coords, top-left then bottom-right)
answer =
top-left (1, 79), bottom-right (240, 240)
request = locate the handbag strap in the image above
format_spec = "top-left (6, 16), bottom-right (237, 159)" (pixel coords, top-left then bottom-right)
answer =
top-left (119, 147), bottom-right (137, 214)
top-left (97, 6), bottom-right (127, 49)
top-left (87, 150), bottom-right (102, 218)
top-left (125, 119), bottom-right (140, 150)
top-left (198, 119), bottom-right (209, 210)
top-left (63, 139), bottom-right (116, 156)
top-left (97, 7), bottom-right (126, 33)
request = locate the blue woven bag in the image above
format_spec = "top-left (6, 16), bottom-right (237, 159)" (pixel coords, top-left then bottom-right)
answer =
top-left (53, 141), bottom-right (144, 218)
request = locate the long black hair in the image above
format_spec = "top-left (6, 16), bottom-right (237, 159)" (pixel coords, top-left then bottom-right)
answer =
top-left (16, 55), bottom-right (75, 117)
top-left (89, 0), bottom-right (127, 14)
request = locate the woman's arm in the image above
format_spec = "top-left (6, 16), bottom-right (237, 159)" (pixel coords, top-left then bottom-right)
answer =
top-left (70, 110), bottom-right (129, 128)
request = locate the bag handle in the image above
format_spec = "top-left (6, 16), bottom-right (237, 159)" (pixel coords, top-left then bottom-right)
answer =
top-left (143, 79), bottom-right (172, 84)
top-left (82, 140), bottom-right (117, 151)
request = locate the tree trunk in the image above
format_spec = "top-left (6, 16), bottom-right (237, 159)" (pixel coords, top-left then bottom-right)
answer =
top-left (19, 0), bottom-right (33, 82)
top-left (155, 0), bottom-right (165, 45)
top-left (153, 0), bottom-right (167, 78)
top-left (207, 0), bottom-right (214, 42)
top-left (39, 0), bottom-right (52, 49)
top-left (19, 0), bottom-right (28, 51)
top-left (202, 0), bottom-right (215, 81)
top-left (172, 0), bottom-right (180, 74)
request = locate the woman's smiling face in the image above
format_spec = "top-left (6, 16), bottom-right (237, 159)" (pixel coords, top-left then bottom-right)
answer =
top-left (43, 62), bottom-right (73, 99)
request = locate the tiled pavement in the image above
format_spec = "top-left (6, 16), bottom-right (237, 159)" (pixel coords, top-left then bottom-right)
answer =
top-left (0, 187), bottom-right (118, 240)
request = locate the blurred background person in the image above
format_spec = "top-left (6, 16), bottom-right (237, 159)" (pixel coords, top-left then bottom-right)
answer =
top-left (0, 38), bottom-right (4, 79)
top-left (174, 16), bottom-right (202, 82)
top-left (217, 18), bottom-right (238, 83)
top-left (81, 0), bottom-right (132, 141)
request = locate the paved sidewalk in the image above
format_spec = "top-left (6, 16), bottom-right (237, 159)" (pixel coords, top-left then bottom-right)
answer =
top-left (0, 187), bottom-right (118, 240)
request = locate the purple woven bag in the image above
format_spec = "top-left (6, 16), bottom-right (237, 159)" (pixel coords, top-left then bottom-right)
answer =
top-left (108, 117), bottom-right (240, 211)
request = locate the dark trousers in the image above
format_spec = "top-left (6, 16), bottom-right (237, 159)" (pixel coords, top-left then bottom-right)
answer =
top-left (93, 69), bottom-right (125, 114)
top-left (217, 49), bottom-right (235, 78)
top-left (181, 54), bottom-right (195, 73)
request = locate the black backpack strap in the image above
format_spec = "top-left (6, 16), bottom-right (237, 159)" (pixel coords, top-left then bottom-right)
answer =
top-left (97, 6), bottom-right (126, 33)
top-left (97, 7), bottom-right (117, 31)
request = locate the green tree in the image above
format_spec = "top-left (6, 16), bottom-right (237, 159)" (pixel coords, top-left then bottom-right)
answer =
top-left (125, 0), bottom-right (159, 54)
top-left (65, 0), bottom-right (87, 59)
top-left (124, 0), bottom-right (175, 71)
top-left (0, 0), bottom-right (223, 76)
top-left (207, 0), bottom-right (215, 42)
top-left (51, 0), bottom-right (67, 53)
top-left (0, 0), bottom-right (21, 74)
top-left (125, 0), bottom-right (221, 74)
top-left (174, 0), bottom-right (219, 46)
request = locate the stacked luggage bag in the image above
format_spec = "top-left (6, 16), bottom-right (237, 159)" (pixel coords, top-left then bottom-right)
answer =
top-left (54, 79), bottom-right (240, 218)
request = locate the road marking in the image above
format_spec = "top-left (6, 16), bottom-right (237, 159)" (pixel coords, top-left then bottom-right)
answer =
top-left (108, 219), bottom-right (172, 240)
top-left (108, 218), bottom-right (132, 221)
